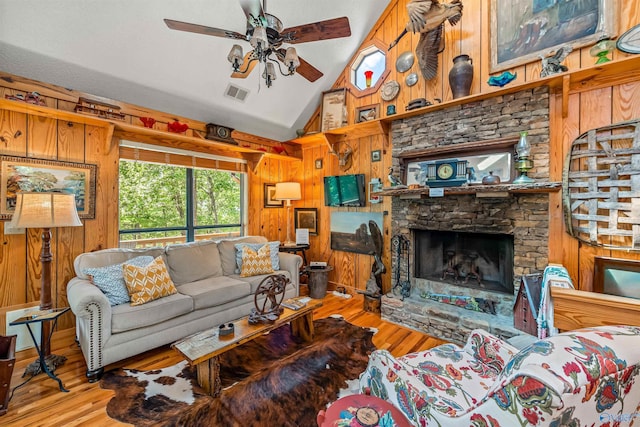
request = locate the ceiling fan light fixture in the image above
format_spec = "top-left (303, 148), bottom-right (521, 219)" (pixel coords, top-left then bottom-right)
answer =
top-left (263, 62), bottom-right (276, 87)
top-left (284, 47), bottom-right (300, 73)
top-left (250, 26), bottom-right (269, 53)
top-left (227, 44), bottom-right (244, 71)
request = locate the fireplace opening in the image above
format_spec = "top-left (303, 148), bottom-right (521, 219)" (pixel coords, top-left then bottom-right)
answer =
top-left (414, 230), bottom-right (514, 294)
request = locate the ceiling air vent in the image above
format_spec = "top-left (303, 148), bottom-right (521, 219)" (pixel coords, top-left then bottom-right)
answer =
top-left (224, 84), bottom-right (249, 102)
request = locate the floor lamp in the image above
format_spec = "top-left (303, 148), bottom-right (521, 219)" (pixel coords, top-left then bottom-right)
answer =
top-left (274, 182), bottom-right (301, 246)
top-left (8, 192), bottom-right (82, 371)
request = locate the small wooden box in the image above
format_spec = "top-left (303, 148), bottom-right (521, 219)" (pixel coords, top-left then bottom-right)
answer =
top-left (513, 274), bottom-right (542, 336)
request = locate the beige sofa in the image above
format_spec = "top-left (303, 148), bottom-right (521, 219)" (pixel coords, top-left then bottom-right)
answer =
top-left (67, 236), bottom-right (301, 381)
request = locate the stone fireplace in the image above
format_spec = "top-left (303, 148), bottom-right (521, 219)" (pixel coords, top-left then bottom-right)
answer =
top-left (382, 87), bottom-right (551, 344)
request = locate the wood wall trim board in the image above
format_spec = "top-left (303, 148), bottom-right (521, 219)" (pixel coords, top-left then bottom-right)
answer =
top-left (551, 287), bottom-right (640, 330)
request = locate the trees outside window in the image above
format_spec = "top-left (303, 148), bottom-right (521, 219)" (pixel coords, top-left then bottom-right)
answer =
top-left (119, 160), bottom-right (243, 247)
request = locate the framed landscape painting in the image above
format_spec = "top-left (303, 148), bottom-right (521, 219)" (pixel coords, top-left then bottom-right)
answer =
top-left (294, 208), bottom-right (318, 235)
top-left (1, 155), bottom-right (97, 219)
top-left (490, 0), bottom-right (616, 72)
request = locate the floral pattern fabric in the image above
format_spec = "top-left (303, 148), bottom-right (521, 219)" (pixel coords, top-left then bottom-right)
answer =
top-left (359, 326), bottom-right (640, 426)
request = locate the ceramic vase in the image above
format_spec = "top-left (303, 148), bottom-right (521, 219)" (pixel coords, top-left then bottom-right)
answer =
top-left (449, 54), bottom-right (474, 99)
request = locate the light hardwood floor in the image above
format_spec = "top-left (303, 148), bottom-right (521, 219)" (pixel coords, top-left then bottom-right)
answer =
top-left (3, 294), bottom-right (446, 426)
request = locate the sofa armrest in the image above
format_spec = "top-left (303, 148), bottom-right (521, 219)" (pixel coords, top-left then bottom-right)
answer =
top-left (278, 252), bottom-right (302, 291)
top-left (463, 329), bottom-right (519, 373)
top-left (67, 277), bottom-right (112, 373)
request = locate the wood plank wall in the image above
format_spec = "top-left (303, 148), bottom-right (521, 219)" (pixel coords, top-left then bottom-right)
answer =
top-left (2, 1), bottom-right (640, 333)
top-left (0, 88), bottom-right (119, 331)
top-left (295, 0), bottom-right (640, 295)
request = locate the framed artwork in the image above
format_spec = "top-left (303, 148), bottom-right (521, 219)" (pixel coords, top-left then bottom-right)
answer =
top-left (294, 208), bottom-right (318, 235)
top-left (263, 183), bottom-right (283, 208)
top-left (356, 104), bottom-right (380, 123)
top-left (1, 155), bottom-right (97, 219)
top-left (594, 256), bottom-right (640, 299)
top-left (320, 88), bottom-right (347, 132)
top-left (490, 0), bottom-right (616, 72)
top-left (315, 158), bottom-right (323, 169)
top-left (371, 150), bottom-right (382, 162)
top-left (330, 211), bottom-right (383, 255)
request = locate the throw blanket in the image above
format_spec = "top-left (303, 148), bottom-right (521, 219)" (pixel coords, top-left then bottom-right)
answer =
top-left (536, 264), bottom-right (574, 338)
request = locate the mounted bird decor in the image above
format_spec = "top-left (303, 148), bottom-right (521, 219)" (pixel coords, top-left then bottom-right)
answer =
top-left (389, 0), bottom-right (464, 81)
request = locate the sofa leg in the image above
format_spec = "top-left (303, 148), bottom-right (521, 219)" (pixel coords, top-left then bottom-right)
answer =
top-left (86, 368), bottom-right (104, 383)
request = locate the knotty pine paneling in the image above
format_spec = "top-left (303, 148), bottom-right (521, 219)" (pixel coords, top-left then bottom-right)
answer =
top-left (303, 0), bottom-right (640, 294)
top-left (0, 95), bottom-right (119, 333)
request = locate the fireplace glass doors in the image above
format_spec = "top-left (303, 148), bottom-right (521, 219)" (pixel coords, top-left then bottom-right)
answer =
top-left (414, 230), bottom-right (514, 294)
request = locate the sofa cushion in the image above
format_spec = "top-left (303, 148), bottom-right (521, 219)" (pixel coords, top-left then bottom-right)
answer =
top-left (217, 236), bottom-right (267, 275)
top-left (234, 241), bottom-right (280, 273)
top-left (74, 247), bottom-right (165, 280)
top-left (229, 271), bottom-right (293, 294)
top-left (123, 257), bottom-right (178, 306)
top-left (83, 256), bottom-right (154, 306)
top-left (240, 245), bottom-right (275, 277)
top-left (176, 276), bottom-right (250, 310)
top-left (165, 240), bottom-right (222, 285)
top-left (111, 292), bottom-right (193, 333)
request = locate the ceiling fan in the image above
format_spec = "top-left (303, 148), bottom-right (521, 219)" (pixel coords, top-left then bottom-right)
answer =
top-left (164, 0), bottom-right (352, 87)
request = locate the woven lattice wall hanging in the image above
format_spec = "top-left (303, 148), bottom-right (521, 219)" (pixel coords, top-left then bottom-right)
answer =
top-left (564, 119), bottom-right (640, 250)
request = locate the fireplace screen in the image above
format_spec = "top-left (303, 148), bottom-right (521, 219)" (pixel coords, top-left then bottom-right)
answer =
top-left (414, 230), bottom-right (514, 294)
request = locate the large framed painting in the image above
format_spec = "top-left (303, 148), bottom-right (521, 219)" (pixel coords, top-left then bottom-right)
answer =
top-left (330, 211), bottom-right (383, 255)
top-left (1, 156), bottom-right (97, 219)
top-left (490, 0), bottom-right (616, 72)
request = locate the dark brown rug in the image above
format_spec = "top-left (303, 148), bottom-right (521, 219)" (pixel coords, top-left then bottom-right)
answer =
top-left (100, 316), bottom-right (377, 427)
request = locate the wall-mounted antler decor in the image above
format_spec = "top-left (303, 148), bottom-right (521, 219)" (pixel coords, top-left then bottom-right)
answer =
top-left (330, 141), bottom-right (354, 171)
top-left (563, 119), bottom-right (640, 250)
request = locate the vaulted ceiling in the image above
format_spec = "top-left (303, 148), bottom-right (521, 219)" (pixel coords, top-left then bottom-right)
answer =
top-left (0, 0), bottom-right (390, 141)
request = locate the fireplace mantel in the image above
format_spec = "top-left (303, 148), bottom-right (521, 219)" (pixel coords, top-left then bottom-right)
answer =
top-left (378, 181), bottom-right (561, 197)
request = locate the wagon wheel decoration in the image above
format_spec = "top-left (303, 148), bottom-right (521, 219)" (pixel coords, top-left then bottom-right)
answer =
top-left (253, 274), bottom-right (288, 315)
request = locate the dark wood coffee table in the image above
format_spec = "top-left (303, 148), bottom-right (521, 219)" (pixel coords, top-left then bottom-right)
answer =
top-left (172, 299), bottom-right (322, 396)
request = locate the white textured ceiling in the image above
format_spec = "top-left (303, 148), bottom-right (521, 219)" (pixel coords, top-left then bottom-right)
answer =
top-left (0, 0), bottom-right (389, 141)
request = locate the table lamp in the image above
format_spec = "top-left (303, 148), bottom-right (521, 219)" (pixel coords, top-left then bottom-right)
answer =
top-left (274, 182), bottom-right (301, 246)
top-left (8, 192), bottom-right (82, 368)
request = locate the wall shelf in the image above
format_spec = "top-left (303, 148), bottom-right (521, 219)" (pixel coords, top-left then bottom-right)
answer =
top-left (378, 182), bottom-right (562, 198)
top-left (291, 119), bottom-right (389, 150)
top-left (0, 98), bottom-right (302, 172)
top-left (288, 55), bottom-right (640, 146)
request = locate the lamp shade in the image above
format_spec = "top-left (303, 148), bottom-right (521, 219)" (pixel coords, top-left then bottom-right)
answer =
top-left (274, 182), bottom-right (301, 201)
top-left (8, 192), bottom-right (82, 229)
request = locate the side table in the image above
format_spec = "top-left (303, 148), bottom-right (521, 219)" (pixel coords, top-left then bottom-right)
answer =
top-left (278, 243), bottom-right (309, 267)
top-left (318, 393), bottom-right (412, 427)
top-left (304, 266), bottom-right (333, 299)
top-left (9, 307), bottom-right (70, 392)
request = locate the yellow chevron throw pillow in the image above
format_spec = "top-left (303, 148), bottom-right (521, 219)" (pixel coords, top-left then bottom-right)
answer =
top-left (123, 256), bottom-right (177, 306)
top-left (240, 245), bottom-right (274, 277)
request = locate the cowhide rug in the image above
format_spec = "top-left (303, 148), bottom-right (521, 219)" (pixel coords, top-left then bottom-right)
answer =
top-left (100, 316), bottom-right (376, 427)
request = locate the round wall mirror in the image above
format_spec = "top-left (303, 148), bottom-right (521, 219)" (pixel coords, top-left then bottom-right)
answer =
top-left (347, 39), bottom-right (390, 98)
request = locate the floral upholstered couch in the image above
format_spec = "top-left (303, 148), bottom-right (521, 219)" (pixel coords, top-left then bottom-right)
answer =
top-left (359, 325), bottom-right (640, 426)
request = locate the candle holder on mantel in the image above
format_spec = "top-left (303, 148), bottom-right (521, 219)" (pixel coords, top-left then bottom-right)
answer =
top-left (514, 131), bottom-right (535, 184)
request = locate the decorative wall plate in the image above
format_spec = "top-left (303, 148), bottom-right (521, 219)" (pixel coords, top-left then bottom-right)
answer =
top-left (380, 80), bottom-right (400, 101)
top-left (395, 51), bottom-right (414, 73)
top-left (405, 73), bottom-right (418, 87)
top-left (617, 24), bottom-right (640, 54)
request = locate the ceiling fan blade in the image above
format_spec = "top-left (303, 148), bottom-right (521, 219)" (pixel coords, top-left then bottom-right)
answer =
top-left (238, 0), bottom-right (264, 27)
top-left (231, 51), bottom-right (259, 79)
top-left (280, 17), bottom-right (351, 44)
top-left (164, 19), bottom-right (247, 40)
top-left (275, 49), bottom-right (323, 82)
